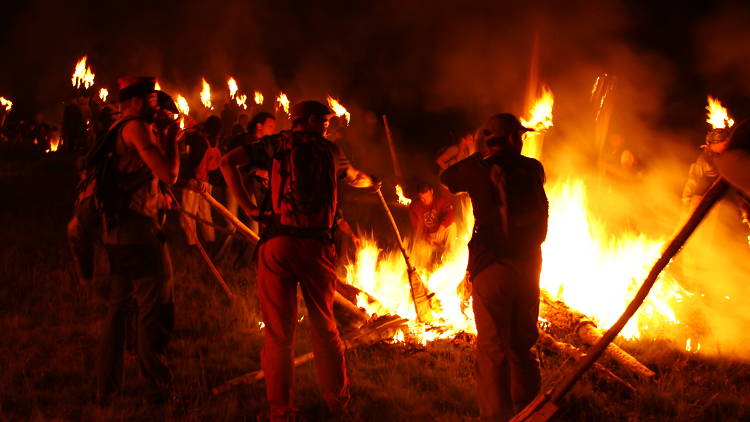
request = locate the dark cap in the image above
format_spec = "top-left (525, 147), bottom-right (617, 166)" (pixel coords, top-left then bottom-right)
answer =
top-left (157, 91), bottom-right (178, 114)
top-left (290, 100), bottom-right (334, 122)
top-left (118, 76), bottom-right (156, 102)
top-left (481, 113), bottom-right (534, 138)
top-left (706, 127), bottom-right (731, 144)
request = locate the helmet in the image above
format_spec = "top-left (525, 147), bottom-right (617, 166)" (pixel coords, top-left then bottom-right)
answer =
top-left (290, 100), bottom-right (333, 122)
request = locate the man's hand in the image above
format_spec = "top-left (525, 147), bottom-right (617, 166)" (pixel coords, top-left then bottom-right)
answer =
top-left (368, 175), bottom-right (382, 193)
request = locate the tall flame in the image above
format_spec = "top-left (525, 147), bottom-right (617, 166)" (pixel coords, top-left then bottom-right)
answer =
top-left (395, 185), bottom-right (412, 206)
top-left (327, 95), bottom-right (351, 126)
top-left (228, 77), bottom-right (238, 99)
top-left (520, 86), bottom-right (554, 131)
top-left (176, 94), bottom-right (190, 130)
top-left (0, 97), bottom-right (12, 112)
top-left (236, 94), bottom-right (248, 110)
top-left (254, 91), bottom-right (264, 105)
top-left (706, 96), bottom-right (734, 129)
top-left (98, 88), bottom-right (108, 102)
top-left (276, 92), bottom-right (290, 116)
top-left (71, 56), bottom-right (95, 89)
top-left (200, 78), bottom-right (213, 110)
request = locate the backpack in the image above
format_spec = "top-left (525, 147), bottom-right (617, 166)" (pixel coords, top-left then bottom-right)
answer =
top-left (268, 131), bottom-right (337, 232)
top-left (195, 140), bottom-right (221, 182)
top-left (486, 153), bottom-right (549, 255)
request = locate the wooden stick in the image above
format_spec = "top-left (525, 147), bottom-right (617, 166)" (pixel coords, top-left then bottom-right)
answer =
top-left (382, 115), bottom-right (403, 179)
top-left (180, 184), bottom-right (260, 243)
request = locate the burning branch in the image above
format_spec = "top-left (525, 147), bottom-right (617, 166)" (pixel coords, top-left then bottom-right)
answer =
top-left (200, 78), bottom-right (213, 110)
top-left (227, 77), bottom-right (238, 99)
top-left (0, 97), bottom-right (13, 112)
top-left (395, 184), bottom-right (412, 206)
top-left (71, 56), bottom-right (95, 90)
top-left (254, 91), bottom-right (264, 105)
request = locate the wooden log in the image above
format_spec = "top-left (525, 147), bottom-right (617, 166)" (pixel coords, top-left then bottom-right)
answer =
top-left (539, 290), bottom-right (654, 379)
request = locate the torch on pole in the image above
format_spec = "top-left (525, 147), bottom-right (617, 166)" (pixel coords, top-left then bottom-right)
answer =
top-left (375, 188), bottom-right (437, 323)
top-left (511, 178), bottom-right (730, 422)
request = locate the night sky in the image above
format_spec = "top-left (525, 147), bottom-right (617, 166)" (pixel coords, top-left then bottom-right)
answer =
top-left (1, 1), bottom-right (749, 155)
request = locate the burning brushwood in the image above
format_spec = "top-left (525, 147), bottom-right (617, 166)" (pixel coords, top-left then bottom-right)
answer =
top-left (539, 290), bottom-right (655, 379)
top-left (212, 314), bottom-right (409, 395)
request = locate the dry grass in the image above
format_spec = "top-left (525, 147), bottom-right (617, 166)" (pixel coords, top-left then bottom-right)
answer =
top-left (2, 147), bottom-right (750, 421)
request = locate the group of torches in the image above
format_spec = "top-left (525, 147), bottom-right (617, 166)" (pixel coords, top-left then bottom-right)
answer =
top-left (67, 56), bottom-right (349, 133)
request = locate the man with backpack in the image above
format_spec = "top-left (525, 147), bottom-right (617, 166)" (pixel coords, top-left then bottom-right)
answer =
top-left (221, 100), bottom-right (379, 421)
top-left (87, 76), bottom-right (179, 405)
top-left (441, 113), bottom-right (549, 421)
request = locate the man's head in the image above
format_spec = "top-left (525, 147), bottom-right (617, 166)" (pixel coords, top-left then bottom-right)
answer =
top-left (706, 128), bottom-right (731, 154)
top-left (203, 115), bottom-right (223, 139)
top-left (250, 112), bottom-right (276, 138)
top-left (478, 113), bottom-right (533, 155)
top-left (290, 101), bottom-right (333, 136)
top-left (417, 182), bottom-right (434, 206)
top-left (118, 76), bottom-right (158, 121)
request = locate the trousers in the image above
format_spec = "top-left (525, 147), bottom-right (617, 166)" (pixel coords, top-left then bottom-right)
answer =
top-left (98, 239), bottom-right (174, 396)
top-left (472, 258), bottom-right (542, 421)
top-left (257, 236), bottom-right (349, 421)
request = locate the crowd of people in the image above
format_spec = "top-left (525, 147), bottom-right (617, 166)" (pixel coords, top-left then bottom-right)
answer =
top-left (15, 73), bottom-right (744, 421)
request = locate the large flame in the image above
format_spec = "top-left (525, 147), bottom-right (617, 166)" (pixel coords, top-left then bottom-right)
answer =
top-left (0, 96), bottom-right (12, 112)
top-left (228, 77), bottom-right (238, 99)
top-left (71, 56), bottom-right (95, 89)
top-left (276, 92), bottom-right (290, 116)
top-left (200, 78), bottom-right (213, 110)
top-left (395, 185), bottom-right (412, 206)
top-left (98, 88), bottom-right (108, 102)
top-left (327, 96), bottom-right (351, 126)
top-left (521, 86), bottom-right (554, 160)
top-left (706, 96), bottom-right (734, 129)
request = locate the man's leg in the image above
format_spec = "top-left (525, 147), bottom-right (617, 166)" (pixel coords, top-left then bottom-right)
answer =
top-left (257, 237), bottom-right (299, 420)
top-left (472, 263), bottom-right (515, 421)
top-left (295, 239), bottom-right (349, 413)
top-left (508, 259), bottom-right (542, 412)
top-left (180, 189), bottom-right (199, 245)
top-left (132, 240), bottom-right (174, 399)
top-left (97, 245), bottom-right (136, 401)
top-left (198, 182), bottom-right (215, 243)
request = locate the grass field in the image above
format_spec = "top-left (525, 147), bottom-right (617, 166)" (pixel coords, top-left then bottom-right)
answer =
top-left (2, 147), bottom-right (750, 421)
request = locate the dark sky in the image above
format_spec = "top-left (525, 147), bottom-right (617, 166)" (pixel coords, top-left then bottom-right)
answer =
top-left (1, 0), bottom-right (749, 156)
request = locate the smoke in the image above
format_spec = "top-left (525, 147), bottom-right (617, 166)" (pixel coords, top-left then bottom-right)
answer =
top-left (2, 0), bottom-right (750, 355)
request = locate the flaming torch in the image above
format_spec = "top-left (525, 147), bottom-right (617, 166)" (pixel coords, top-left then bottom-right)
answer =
top-left (154, 81), bottom-right (162, 91)
top-left (254, 91), bottom-right (264, 105)
top-left (520, 86), bottom-right (554, 160)
top-left (236, 94), bottom-right (248, 110)
top-left (706, 96), bottom-right (734, 129)
top-left (276, 92), bottom-right (290, 117)
top-left (98, 88), bottom-right (108, 102)
top-left (200, 78), bottom-right (213, 110)
top-left (228, 77), bottom-right (238, 99)
top-left (176, 94), bottom-right (190, 129)
top-left (327, 95), bottom-right (351, 126)
top-left (71, 56), bottom-right (95, 90)
top-left (0, 97), bottom-right (12, 112)
top-left (395, 184), bottom-right (412, 206)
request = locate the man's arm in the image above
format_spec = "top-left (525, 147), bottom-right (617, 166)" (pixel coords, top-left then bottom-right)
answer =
top-left (122, 119), bottom-right (179, 184)
top-left (221, 145), bottom-right (261, 217)
top-left (330, 142), bottom-right (379, 189)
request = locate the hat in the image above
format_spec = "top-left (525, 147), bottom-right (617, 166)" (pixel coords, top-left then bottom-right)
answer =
top-left (706, 127), bottom-right (731, 144)
top-left (118, 76), bottom-right (157, 102)
top-left (481, 113), bottom-right (534, 138)
top-left (156, 91), bottom-right (178, 114)
top-left (290, 100), bottom-right (334, 122)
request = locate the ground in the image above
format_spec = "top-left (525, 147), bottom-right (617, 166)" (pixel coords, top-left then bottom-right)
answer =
top-left (2, 146), bottom-right (750, 421)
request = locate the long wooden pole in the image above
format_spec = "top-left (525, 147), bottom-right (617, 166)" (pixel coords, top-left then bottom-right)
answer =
top-left (382, 115), bottom-right (403, 179)
top-left (512, 178), bottom-right (730, 422)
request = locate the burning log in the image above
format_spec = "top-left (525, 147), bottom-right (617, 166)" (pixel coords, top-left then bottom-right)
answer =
top-left (539, 291), bottom-right (654, 379)
top-left (537, 329), bottom-right (635, 393)
top-left (212, 314), bottom-right (408, 395)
